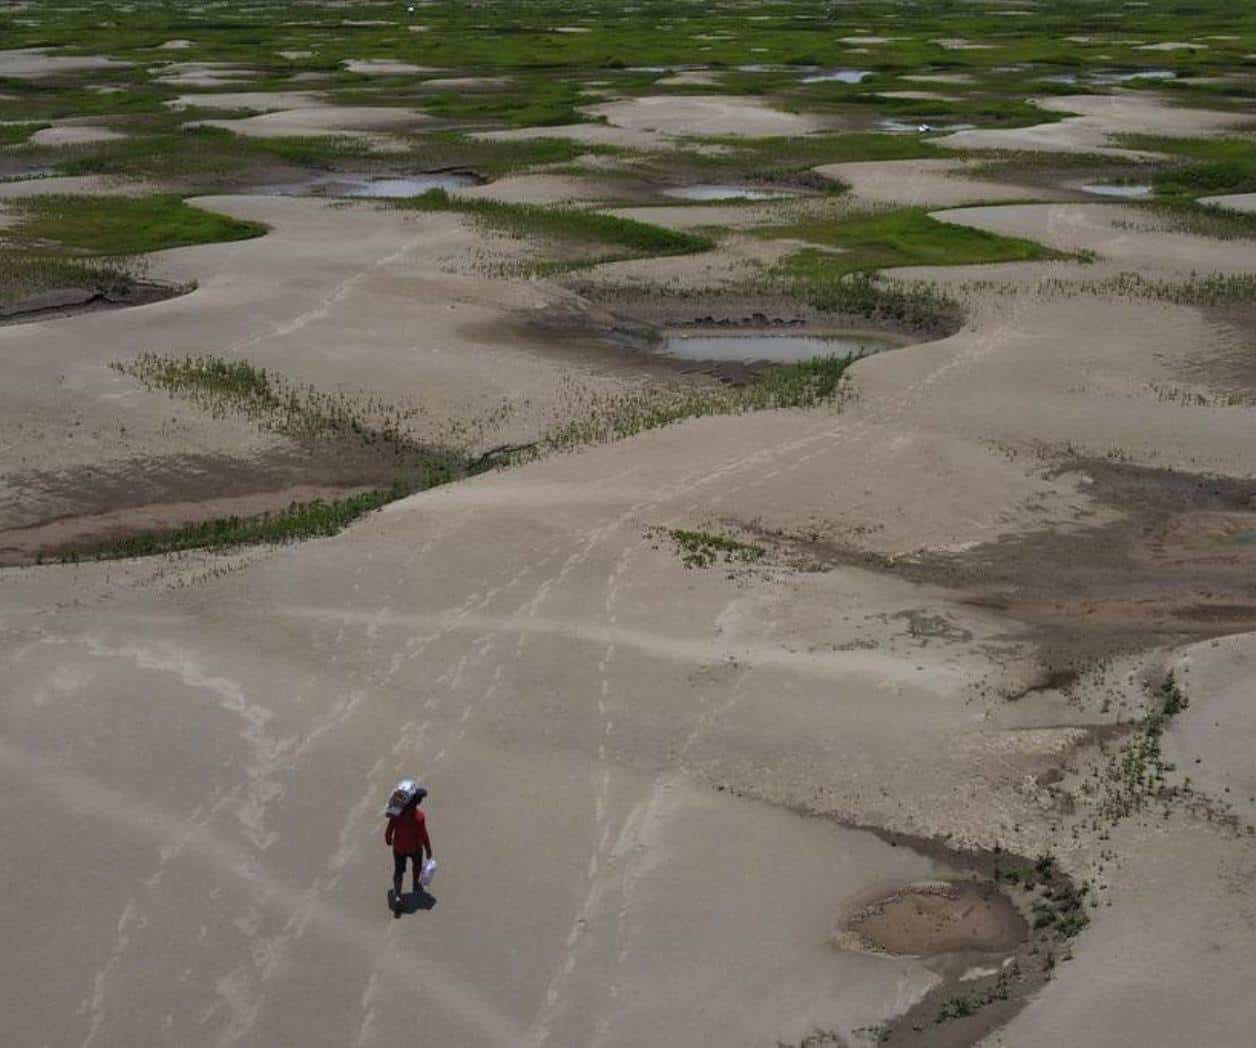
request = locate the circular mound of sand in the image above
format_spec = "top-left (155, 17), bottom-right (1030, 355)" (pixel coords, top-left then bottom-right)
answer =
top-left (29, 125), bottom-right (126, 147)
top-left (0, 47), bottom-right (130, 79)
top-left (585, 95), bottom-right (829, 137)
top-left (342, 59), bottom-right (439, 76)
top-left (835, 880), bottom-right (1026, 957)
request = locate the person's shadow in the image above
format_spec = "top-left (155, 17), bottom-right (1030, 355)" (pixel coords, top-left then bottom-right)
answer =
top-left (388, 887), bottom-right (437, 917)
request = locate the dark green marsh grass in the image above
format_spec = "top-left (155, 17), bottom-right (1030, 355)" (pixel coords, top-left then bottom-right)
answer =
top-left (765, 207), bottom-right (1058, 278)
top-left (397, 187), bottom-right (713, 257)
top-left (58, 487), bottom-right (407, 564)
top-left (1116, 135), bottom-right (1256, 198)
top-left (6, 194), bottom-right (266, 254)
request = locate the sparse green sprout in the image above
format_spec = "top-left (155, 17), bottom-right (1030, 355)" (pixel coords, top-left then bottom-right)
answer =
top-left (666, 529), bottom-right (765, 569)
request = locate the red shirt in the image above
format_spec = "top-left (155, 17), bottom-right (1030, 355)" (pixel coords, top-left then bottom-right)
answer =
top-left (385, 807), bottom-right (431, 855)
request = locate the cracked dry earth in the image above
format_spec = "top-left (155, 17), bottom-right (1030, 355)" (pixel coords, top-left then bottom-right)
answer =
top-left (5, 116), bottom-right (1256, 1048)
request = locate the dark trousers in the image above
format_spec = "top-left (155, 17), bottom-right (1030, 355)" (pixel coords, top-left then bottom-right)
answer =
top-left (393, 851), bottom-right (422, 884)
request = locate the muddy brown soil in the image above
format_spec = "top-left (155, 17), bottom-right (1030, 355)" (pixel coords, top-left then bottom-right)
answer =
top-left (837, 879), bottom-right (1027, 957)
top-left (493, 290), bottom-right (951, 390)
top-left (0, 281), bottom-right (185, 326)
top-left (0, 443), bottom-right (413, 565)
top-left (582, 286), bottom-right (963, 341)
top-left (764, 460), bottom-right (1256, 673)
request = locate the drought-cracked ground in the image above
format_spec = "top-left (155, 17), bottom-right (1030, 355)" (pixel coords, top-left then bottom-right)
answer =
top-left (4, 3), bottom-right (1256, 1046)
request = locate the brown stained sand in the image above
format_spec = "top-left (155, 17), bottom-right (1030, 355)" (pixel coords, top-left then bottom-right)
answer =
top-left (585, 94), bottom-right (834, 137)
top-left (836, 880), bottom-right (1026, 957)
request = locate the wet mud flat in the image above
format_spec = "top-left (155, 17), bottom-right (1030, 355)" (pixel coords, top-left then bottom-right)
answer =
top-left (775, 459), bottom-right (1256, 670)
top-left (0, 280), bottom-right (185, 326)
top-left (497, 301), bottom-right (920, 391)
top-left (581, 285), bottom-right (964, 342)
top-left (0, 441), bottom-right (423, 566)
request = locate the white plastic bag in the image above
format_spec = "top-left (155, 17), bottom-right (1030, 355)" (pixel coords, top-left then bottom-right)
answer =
top-left (419, 858), bottom-right (438, 887)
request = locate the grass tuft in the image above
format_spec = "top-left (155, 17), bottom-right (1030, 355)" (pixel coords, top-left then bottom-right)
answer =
top-left (5, 194), bottom-right (266, 255)
top-left (665, 528), bottom-right (765, 569)
top-left (764, 207), bottom-right (1059, 278)
top-left (396, 187), bottom-right (713, 257)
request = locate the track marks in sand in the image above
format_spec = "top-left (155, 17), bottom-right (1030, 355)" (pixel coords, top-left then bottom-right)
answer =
top-left (223, 231), bottom-right (429, 358)
top-left (276, 605), bottom-right (968, 691)
top-left (0, 737), bottom-right (524, 1047)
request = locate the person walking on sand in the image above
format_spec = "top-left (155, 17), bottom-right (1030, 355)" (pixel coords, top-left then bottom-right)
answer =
top-left (384, 780), bottom-right (432, 905)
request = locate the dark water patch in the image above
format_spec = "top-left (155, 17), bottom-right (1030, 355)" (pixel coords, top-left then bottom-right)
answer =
top-left (259, 170), bottom-right (482, 198)
top-left (660, 330), bottom-right (898, 364)
top-left (660, 183), bottom-right (794, 201)
top-left (1080, 183), bottom-right (1153, 199)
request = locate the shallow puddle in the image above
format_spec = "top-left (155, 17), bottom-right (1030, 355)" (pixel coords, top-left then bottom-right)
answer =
top-left (877, 118), bottom-right (973, 134)
top-left (801, 69), bottom-right (870, 84)
top-left (260, 171), bottom-right (480, 197)
top-left (662, 331), bottom-right (896, 363)
top-left (661, 184), bottom-right (792, 202)
top-left (1081, 183), bottom-right (1153, 199)
top-left (1092, 69), bottom-right (1175, 83)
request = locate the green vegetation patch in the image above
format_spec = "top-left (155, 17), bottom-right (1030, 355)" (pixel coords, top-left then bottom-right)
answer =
top-left (113, 352), bottom-right (465, 484)
top-left (417, 78), bottom-right (587, 128)
top-left (540, 354), bottom-right (858, 453)
top-left (98, 348), bottom-right (859, 562)
top-left (1093, 673), bottom-right (1192, 822)
top-left (665, 528), bottom-right (765, 569)
top-left (0, 121), bottom-right (49, 145)
top-left (0, 253), bottom-right (143, 309)
top-left (397, 187), bottom-right (713, 257)
top-left (765, 207), bottom-right (1058, 278)
top-left (1114, 198), bottom-right (1256, 241)
top-left (6, 194), bottom-right (266, 254)
top-left (1117, 134), bottom-right (1256, 198)
top-left (664, 132), bottom-right (945, 189)
top-left (59, 487), bottom-right (406, 564)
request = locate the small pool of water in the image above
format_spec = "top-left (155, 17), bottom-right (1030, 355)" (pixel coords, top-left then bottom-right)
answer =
top-left (877, 118), bottom-right (973, 134)
top-left (1081, 183), bottom-right (1153, 199)
top-left (1092, 69), bottom-right (1175, 84)
top-left (260, 171), bottom-right (481, 197)
top-left (801, 69), bottom-right (870, 85)
top-left (342, 173), bottom-right (480, 196)
top-left (661, 331), bottom-right (897, 364)
top-left (661, 184), bottom-right (792, 202)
